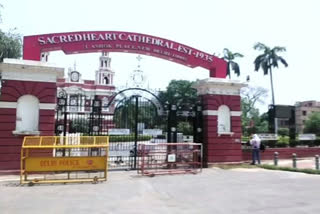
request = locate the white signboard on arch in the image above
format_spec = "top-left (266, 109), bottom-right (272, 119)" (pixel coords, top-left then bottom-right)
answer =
top-left (108, 129), bottom-right (130, 135)
top-left (257, 133), bottom-right (278, 141)
top-left (143, 129), bottom-right (162, 136)
top-left (298, 134), bottom-right (316, 141)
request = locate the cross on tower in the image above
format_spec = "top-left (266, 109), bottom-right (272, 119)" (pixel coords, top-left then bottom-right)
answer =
top-left (136, 55), bottom-right (143, 68)
top-left (73, 61), bottom-right (77, 71)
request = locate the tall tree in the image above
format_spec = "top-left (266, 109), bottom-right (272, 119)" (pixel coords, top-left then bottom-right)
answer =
top-left (0, 30), bottom-right (22, 62)
top-left (241, 86), bottom-right (268, 135)
top-left (223, 48), bottom-right (243, 79)
top-left (253, 43), bottom-right (288, 105)
top-left (241, 86), bottom-right (268, 118)
top-left (0, 5), bottom-right (22, 62)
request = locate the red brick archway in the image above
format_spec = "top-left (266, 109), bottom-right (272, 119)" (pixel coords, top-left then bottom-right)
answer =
top-left (23, 31), bottom-right (227, 78)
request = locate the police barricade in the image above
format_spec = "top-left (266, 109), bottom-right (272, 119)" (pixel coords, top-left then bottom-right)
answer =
top-left (20, 136), bottom-right (109, 185)
top-left (137, 143), bottom-right (202, 176)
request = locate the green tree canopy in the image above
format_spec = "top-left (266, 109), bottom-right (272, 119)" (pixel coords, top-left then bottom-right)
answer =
top-left (177, 121), bottom-right (193, 135)
top-left (0, 5), bottom-right (22, 62)
top-left (158, 80), bottom-right (197, 136)
top-left (113, 97), bottom-right (161, 131)
top-left (0, 30), bottom-right (22, 62)
top-left (241, 86), bottom-right (269, 135)
top-left (304, 112), bottom-right (320, 136)
top-left (158, 80), bottom-right (197, 107)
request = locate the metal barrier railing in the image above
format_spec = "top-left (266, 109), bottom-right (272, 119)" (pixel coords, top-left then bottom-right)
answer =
top-left (20, 136), bottom-right (109, 185)
top-left (137, 143), bottom-right (202, 176)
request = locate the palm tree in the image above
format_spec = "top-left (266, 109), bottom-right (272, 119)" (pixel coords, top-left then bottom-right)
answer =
top-left (223, 48), bottom-right (244, 79)
top-left (253, 43), bottom-right (288, 105)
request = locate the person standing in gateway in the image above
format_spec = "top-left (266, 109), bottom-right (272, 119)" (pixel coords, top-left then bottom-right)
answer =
top-left (250, 134), bottom-right (261, 165)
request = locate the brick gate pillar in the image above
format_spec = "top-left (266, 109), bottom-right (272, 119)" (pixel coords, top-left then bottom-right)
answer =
top-left (193, 78), bottom-right (247, 164)
top-left (0, 59), bottom-right (64, 171)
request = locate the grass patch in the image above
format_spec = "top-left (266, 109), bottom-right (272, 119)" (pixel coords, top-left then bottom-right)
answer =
top-left (211, 163), bottom-right (258, 169)
top-left (258, 164), bottom-right (320, 175)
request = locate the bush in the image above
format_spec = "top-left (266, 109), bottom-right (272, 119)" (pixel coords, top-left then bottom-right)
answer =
top-left (261, 137), bottom-right (320, 148)
top-left (278, 128), bottom-right (289, 136)
top-left (276, 136), bottom-right (289, 147)
top-left (307, 141), bottom-right (315, 147)
top-left (289, 139), bottom-right (299, 147)
top-left (276, 141), bottom-right (289, 147)
top-left (278, 136), bottom-right (289, 143)
top-left (109, 135), bottom-right (152, 142)
top-left (242, 136), bottom-right (250, 143)
top-left (315, 138), bottom-right (320, 146)
top-left (298, 140), bottom-right (315, 147)
top-left (156, 135), bottom-right (166, 139)
top-left (264, 140), bottom-right (276, 148)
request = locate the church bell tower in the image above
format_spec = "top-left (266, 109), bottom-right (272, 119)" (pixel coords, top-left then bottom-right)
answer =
top-left (95, 52), bottom-right (114, 86)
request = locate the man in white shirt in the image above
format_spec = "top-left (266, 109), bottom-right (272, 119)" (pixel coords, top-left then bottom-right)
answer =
top-left (250, 134), bottom-right (261, 165)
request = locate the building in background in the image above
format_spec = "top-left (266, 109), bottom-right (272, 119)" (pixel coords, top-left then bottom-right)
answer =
top-left (268, 105), bottom-right (296, 139)
top-left (268, 101), bottom-right (320, 136)
top-left (55, 52), bottom-right (116, 135)
top-left (57, 52), bottom-right (116, 113)
top-left (295, 100), bottom-right (320, 134)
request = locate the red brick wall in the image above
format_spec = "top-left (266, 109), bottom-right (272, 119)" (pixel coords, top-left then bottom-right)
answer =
top-left (242, 147), bottom-right (320, 161)
top-left (0, 80), bottom-right (56, 103)
top-left (0, 80), bottom-right (56, 170)
top-left (0, 107), bottom-right (24, 170)
top-left (202, 94), bottom-right (241, 111)
top-left (202, 94), bottom-right (243, 163)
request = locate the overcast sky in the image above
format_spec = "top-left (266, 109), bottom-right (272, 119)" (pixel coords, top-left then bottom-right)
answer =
top-left (1, 0), bottom-right (320, 113)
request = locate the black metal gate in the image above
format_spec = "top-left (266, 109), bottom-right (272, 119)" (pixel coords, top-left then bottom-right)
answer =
top-left (55, 88), bottom-right (203, 170)
top-left (55, 91), bottom-right (112, 136)
top-left (108, 94), bottom-right (167, 170)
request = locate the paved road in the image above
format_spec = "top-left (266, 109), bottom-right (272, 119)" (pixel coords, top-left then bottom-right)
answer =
top-left (0, 168), bottom-right (320, 214)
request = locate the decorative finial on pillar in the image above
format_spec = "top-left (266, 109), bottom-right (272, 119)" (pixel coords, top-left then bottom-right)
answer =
top-left (73, 61), bottom-right (77, 71)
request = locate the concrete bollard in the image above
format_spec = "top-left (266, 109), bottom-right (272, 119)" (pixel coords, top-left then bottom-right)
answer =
top-left (315, 155), bottom-right (319, 170)
top-left (292, 153), bottom-right (297, 168)
top-left (274, 152), bottom-right (279, 166)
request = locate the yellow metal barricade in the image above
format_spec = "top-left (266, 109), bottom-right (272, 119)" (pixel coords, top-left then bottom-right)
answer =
top-left (20, 136), bottom-right (109, 185)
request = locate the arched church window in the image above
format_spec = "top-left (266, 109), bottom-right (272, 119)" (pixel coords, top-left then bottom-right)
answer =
top-left (15, 95), bottom-right (39, 133)
top-left (104, 76), bottom-right (110, 85)
top-left (217, 105), bottom-right (231, 133)
top-left (102, 97), bottom-right (109, 112)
